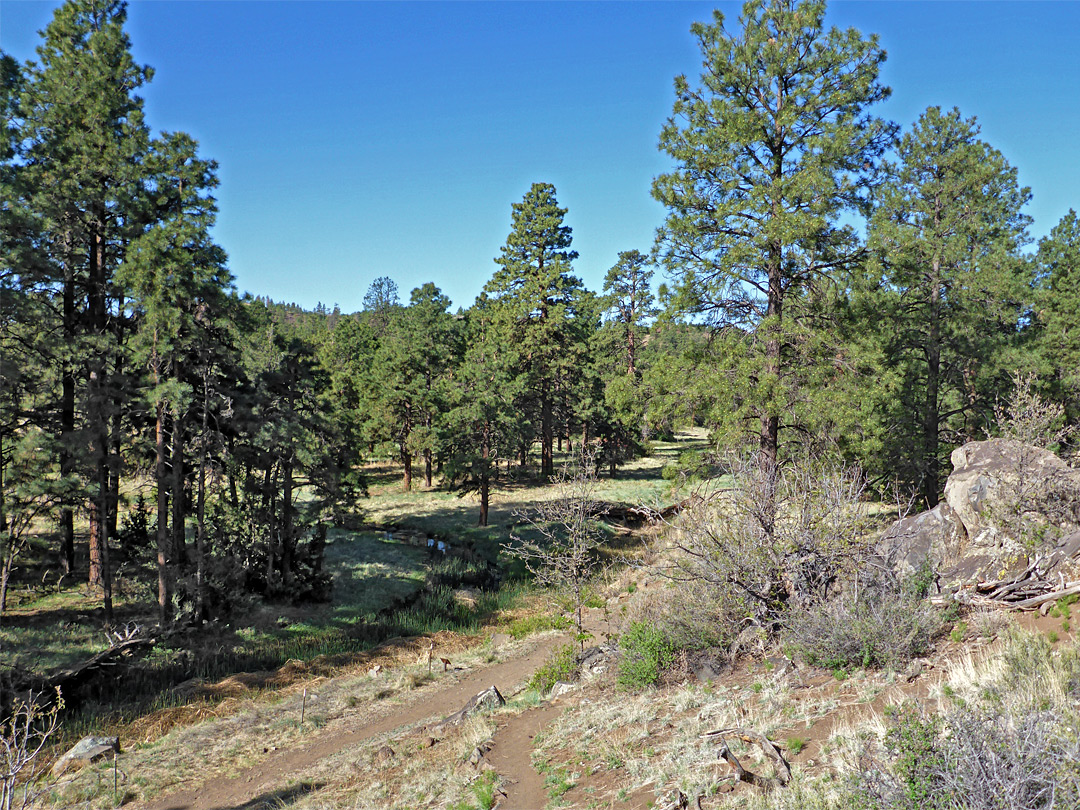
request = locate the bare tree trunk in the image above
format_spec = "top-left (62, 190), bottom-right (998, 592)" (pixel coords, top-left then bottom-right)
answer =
top-left (171, 402), bottom-right (186, 567)
top-left (281, 458), bottom-right (294, 586)
top-left (155, 396), bottom-right (171, 625)
top-left (195, 369), bottom-right (210, 621)
top-left (923, 256), bottom-right (943, 508)
top-left (59, 247), bottom-right (76, 575)
top-left (264, 464), bottom-right (277, 585)
top-left (402, 448), bottom-right (413, 492)
top-left (479, 427), bottom-right (490, 527)
top-left (541, 386), bottom-right (554, 478)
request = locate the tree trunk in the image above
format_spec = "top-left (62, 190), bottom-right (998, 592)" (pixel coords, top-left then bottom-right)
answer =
top-left (87, 225), bottom-right (108, 608)
top-left (923, 255), bottom-right (943, 508)
top-left (171, 403), bottom-right (186, 568)
top-left (107, 350), bottom-right (124, 544)
top-left (227, 435), bottom-right (239, 507)
top-left (402, 448), bottom-right (413, 492)
top-left (90, 421), bottom-right (112, 622)
top-left (758, 229), bottom-right (784, 539)
top-left (281, 457), bottom-right (294, 586)
top-left (479, 427), bottom-right (490, 527)
top-left (59, 246), bottom-right (76, 575)
top-left (195, 369), bottom-right (210, 621)
top-left (263, 464), bottom-right (277, 585)
top-left (155, 396), bottom-right (171, 625)
top-left (541, 385), bottom-right (554, 478)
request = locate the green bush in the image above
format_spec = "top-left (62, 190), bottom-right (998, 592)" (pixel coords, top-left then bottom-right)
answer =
top-left (617, 621), bottom-right (675, 690)
top-left (529, 643), bottom-right (578, 693)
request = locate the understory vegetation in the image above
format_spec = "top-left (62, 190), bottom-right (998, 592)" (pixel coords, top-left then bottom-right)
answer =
top-left (3, 0), bottom-right (1079, 807)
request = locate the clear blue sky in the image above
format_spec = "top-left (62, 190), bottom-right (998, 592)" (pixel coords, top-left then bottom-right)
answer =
top-left (2, 1), bottom-right (1078, 313)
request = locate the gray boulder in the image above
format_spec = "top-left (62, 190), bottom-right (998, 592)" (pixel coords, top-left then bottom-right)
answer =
top-left (51, 735), bottom-right (120, 777)
top-left (945, 440), bottom-right (1080, 543)
top-left (433, 685), bottom-right (505, 731)
top-left (880, 439), bottom-right (1080, 586)
top-left (879, 501), bottom-right (966, 581)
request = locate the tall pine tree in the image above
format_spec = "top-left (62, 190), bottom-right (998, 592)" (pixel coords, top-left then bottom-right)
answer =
top-left (865, 106), bottom-right (1032, 505)
top-left (17, 0), bottom-right (154, 616)
top-left (483, 182), bottom-right (587, 477)
top-left (652, 0), bottom-right (894, 473)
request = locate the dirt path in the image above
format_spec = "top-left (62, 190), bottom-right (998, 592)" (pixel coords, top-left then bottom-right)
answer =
top-left (141, 635), bottom-right (564, 810)
top-left (486, 702), bottom-right (562, 809)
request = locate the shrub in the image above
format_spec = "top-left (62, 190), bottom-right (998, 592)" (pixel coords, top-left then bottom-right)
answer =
top-left (664, 451), bottom-right (876, 646)
top-left (529, 643), bottom-right (578, 694)
top-left (623, 577), bottom-right (734, 654)
top-left (785, 579), bottom-right (944, 671)
top-left (855, 631), bottom-right (1080, 810)
top-left (617, 621), bottom-right (675, 690)
top-left (861, 700), bottom-right (1080, 810)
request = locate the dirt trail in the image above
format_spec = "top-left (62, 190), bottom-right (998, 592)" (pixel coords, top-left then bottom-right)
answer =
top-left (486, 702), bottom-right (562, 809)
top-left (141, 635), bottom-right (564, 810)
top-left (486, 608), bottom-right (614, 809)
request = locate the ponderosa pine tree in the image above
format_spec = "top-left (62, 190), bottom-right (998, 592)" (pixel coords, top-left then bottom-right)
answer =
top-left (362, 276), bottom-right (400, 338)
top-left (652, 0), bottom-right (895, 476)
top-left (121, 132), bottom-right (231, 623)
top-left (587, 251), bottom-right (657, 473)
top-left (443, 301), bottom-right (522, 526)
top-left (483, 182), bottom-right (587, 477)
top-left (364, 286), bottom-right (457, 491)
top-left (602, 250), bottom-right (656, 379)
top-left (17, 0), bottom-right (154, 616)
top-left (866, 106), bottom-right (1032, 505)
top-left (1034, 210), bottom-right (1080, 430)
top-left (402, 284), bottom-right (461, 487)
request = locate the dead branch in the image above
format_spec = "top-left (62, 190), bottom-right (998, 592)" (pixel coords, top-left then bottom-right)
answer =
top-left (701, 726), bottom-right (791, 789)
top-left (1010, 582), bottom-right (1080, 610)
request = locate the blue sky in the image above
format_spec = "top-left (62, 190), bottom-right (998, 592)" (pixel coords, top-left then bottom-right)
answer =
top-left (2, 1), bottom-right (1078, 313)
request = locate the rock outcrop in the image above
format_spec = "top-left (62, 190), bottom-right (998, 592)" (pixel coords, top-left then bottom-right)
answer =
top-left (880, 439), bottom-right (1080, 587)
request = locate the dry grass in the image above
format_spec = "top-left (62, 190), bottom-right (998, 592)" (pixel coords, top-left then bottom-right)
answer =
top-left (37, 629), bottom-right (527, 808)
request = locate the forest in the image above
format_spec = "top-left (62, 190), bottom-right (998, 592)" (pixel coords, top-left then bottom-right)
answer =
top-left (1, 0), bottom-right (1078, 765)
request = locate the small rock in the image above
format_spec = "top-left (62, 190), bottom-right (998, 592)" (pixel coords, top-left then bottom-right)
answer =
top-left (51, 736), bottom-right (120, 777)
top-left (550, 681), bottom-right (577, 698)
top-left (373, 744), bottom-right (395, 766)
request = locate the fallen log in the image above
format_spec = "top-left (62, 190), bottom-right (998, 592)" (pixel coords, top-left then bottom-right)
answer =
top-left (1009, 582), bottom-right (1080, 610)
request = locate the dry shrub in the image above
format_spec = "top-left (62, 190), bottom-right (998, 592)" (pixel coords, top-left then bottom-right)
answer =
top-left (861, 700), bottom-right (1080, 810)
top-left (660, 451), bottom-right (876, 650)
top-left (784, 578), bottom-right (944, 671)
top-left (622, 579), bottom-right (732, 654)
top-left (857, 631), bottom-right (1080, 810)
